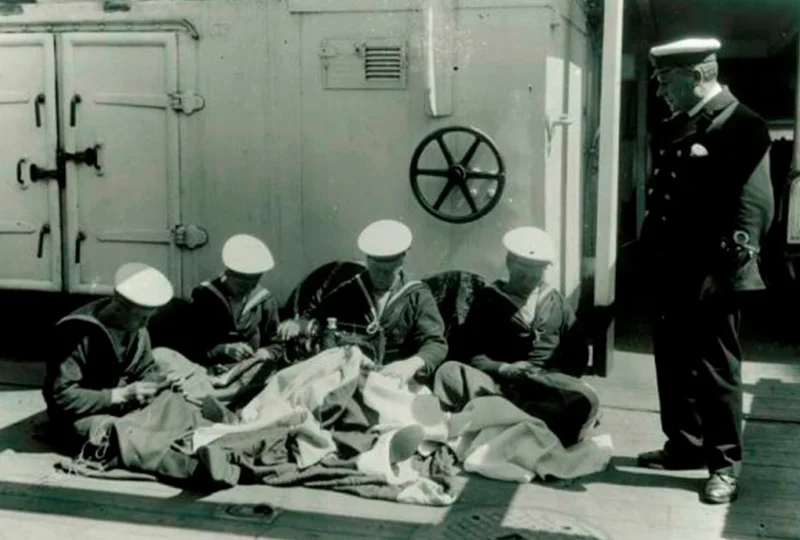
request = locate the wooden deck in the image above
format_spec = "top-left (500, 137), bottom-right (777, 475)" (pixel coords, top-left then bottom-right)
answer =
top-left (1, 330), bottom-right (798, 540)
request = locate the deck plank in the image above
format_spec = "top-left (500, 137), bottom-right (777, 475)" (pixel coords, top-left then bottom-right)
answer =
top-left (0, 359), bottom-right (799, 539)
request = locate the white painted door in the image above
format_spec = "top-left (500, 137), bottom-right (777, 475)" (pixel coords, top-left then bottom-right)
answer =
top-left (543, 56), bottom-right (565, 291)
top-left (59, 32), bottom-right (181, 295)
top-left (563, 62), bottom-right (584, 305)
top-left (0, 34), bottom-right (62, 291)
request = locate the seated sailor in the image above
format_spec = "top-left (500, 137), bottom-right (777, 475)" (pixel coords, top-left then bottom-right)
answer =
top-left (277, 219), bottom-right (448, 384)
top-left (188, 234), bottom-right (285, 404)
top-left (42, 262), bottom-right (176, 453)
top-left (433, 226), bottom-right (600, 447)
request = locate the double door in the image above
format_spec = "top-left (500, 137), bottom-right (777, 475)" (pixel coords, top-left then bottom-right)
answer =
top-left (0, 32), bottom-right (182, 294)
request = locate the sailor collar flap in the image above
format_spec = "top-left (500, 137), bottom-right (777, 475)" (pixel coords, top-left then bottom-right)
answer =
top-left (201, 279), bottom-right (271, 325)
top-left (57, 311), bottom-right (148, 366)
top-left (491, 282), bottom-right (555, 330)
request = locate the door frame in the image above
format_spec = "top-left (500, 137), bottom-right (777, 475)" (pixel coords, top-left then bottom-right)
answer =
top-left (592, 0), bottom-right (624, 376)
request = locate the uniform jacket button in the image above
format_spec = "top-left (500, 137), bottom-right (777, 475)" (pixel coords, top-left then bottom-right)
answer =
top-left (659, 149), bottom-right (665, 156)
top-left (654, 168), bottom-right (660, 175)
top-left (664, 193), bottom-right (671, 201)
top-left (677, 150), bottom-right (682, 157)
top-left (647, 187), bottom-right (654, 195)
top-left (670, 172), bottom-right (676, 178)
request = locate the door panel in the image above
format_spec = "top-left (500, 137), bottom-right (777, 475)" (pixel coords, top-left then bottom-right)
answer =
top-left (60, 32), bottom-right (181, 294)
top-left (0, 34), bottom-right (61, 291)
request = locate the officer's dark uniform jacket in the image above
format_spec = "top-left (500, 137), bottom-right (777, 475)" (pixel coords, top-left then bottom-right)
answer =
top-left (640, 87), bottom-right (774, 302)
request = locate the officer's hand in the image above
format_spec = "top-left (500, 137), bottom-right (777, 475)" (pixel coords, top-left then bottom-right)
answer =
top-left (699, 275), bottom-right (719, 301)
top-left (276, 319), bottom-right (308, 341)
top-left (498, 361), bottom-right (535, 380)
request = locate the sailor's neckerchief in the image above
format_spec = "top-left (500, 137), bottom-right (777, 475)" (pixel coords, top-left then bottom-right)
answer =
top-left (354, 270), bottom-right (423, 335)
top-left (490, 281), bottom-right (555, 330)
top-left (199, 277), bottom-right (271, 330)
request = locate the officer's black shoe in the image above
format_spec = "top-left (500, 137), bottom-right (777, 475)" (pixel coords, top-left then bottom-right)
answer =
top-left (636, 448), bottom-right (705, 470)
top-left (700, 472), bottom-right (739, 504)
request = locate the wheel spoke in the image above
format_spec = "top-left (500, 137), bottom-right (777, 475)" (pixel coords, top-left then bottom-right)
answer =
top-left (415, 168), bottom-right (450, 178)
top-left (432, 180), bottom-right (456, 210)
top-left (460, 137), bottom-right (482, 167)
top-left (436, 136), bottom-right (455, 166)
top-left (457, 182), bottom-right (479, 214)
top-left (467, 170), bottom-right (502, 181)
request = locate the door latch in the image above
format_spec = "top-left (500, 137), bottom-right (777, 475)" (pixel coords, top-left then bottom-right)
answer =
top-left (171, 224), bottom-right (209, 250)
top-left (19, 144), bottom-right (104, 189)
top-left (62, 144), bottom-right (103, 175)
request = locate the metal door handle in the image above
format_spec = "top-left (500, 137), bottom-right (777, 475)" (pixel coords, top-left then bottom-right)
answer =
top-left (16, 158), bottom-right (28, 186)
top-left (70, 94), bottom-right (82, 127)
top-left (75, 231), bottom-right (87, 264)
top-left (37, 224), bottom-right (51, 259)
top-left (29, 163), bottom-right (59, 183)
top-left (34, 94), bottom-right (45, 128)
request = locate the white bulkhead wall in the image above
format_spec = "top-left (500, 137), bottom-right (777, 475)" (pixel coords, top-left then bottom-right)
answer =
top-left (8, 0), bottom-right (592, 303)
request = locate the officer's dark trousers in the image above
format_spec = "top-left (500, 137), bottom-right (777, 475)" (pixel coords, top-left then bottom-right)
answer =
top-left (654, 290), bottom-right (743, 476)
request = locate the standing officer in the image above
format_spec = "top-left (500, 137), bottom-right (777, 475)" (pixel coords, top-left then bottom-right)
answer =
top-left (636, 37), bottom-right (774, 504)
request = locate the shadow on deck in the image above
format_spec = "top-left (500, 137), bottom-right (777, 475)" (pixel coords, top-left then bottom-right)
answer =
top-left (722, 378), bottom-right (800, 540)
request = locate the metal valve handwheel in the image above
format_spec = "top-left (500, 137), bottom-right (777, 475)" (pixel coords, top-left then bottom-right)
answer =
top-left (409, 126), bottom-right (506, 224)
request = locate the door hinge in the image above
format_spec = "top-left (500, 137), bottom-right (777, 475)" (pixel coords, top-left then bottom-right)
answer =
top-left (103, 0), bottom-right (132, 12)
top-left (169, 92), bottom-right (205, 115)
top-left (171, 224), bottom-right (209, 250)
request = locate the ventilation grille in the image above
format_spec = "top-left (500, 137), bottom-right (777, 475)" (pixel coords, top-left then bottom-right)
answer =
top-left (320, 38), bottom-right (407, 90)
top-left (365, 45), bottom-right (403, 81)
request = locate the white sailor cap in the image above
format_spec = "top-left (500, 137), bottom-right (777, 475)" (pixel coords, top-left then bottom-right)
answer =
top-left (650, 38), bottom-right (721, 73)
top-left (357, 219), bottom-right (413, 260)
top-left (114, 262), bottom-right (174, 308)
top-left (222, 234), bottom-right (275, 276)
top-left (503, 226), bottom-right (555, 264)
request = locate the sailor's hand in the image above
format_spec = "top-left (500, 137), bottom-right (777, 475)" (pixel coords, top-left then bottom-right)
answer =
top-left (253, 347), bottom-right (275, 362)
top-left (380, 356), bottom-right (426, 382)
top-left (498, 361), bottom-right (535, 380)
top-left (211, 342), bottom-right (255, 361)
top-left (210, 374), bottom-right (229, 388)
top-left (114, 381), bottom-right (158, 405)
top-left (276, 319), bottom-right (306, 341)
top-left (166, 371), bottom-right (196, 394)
